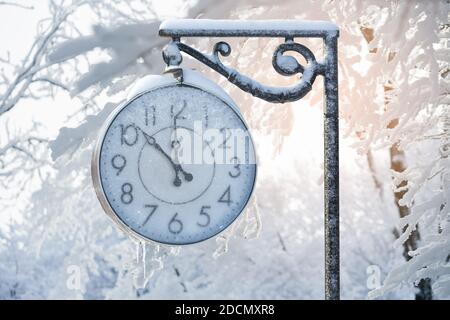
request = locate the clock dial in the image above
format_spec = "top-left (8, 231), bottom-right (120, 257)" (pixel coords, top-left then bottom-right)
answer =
top-left (137, 126), bottom-right (215, 204)
top-left (93, 84), bottom-right (256, 245)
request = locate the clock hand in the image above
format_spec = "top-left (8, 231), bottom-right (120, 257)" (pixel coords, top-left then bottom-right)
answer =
top-left (170, 102), bottom-right (195, 182)
top-left (171, 100), bottom-right (185, 164)
top-left (170, 139), bottom-right (193, 182)
top-left (139, 128), bottom-right (193, 186)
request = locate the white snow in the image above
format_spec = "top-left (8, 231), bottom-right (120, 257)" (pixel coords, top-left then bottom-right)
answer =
top-left (277, 55), bottom-right (300, 73)
top-left (49, 102), bottom-right (118, 161)
top-left (160, 19), bottom-right (339, 33)
top-left (127, 69), bottom-right (240, 113)
top-left (126, 74), bottom-right (175, 99)
top-left (49, 22), bottom-right (167, 93)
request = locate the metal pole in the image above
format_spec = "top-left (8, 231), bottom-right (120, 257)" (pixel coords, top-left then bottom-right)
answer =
top-left (323, 32), bottom-right (340, 300)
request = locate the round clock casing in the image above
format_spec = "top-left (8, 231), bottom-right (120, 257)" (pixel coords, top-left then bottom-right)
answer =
top-left (92, 71), bottom-right (257, 245)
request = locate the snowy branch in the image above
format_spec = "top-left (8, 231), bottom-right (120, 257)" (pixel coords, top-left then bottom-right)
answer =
top-left (0, 1), bottom-right (84, 116)
top-left (0, 1), bottom-right (34, 10)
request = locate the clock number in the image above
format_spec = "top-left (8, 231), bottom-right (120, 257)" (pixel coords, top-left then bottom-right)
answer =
top-left (141, 205), bottom-right (158, 227)
top-left (120, 124), bottom-right (139, 146)
top-left (218, 186), bottom-right (232, 206)
top-left (145, 105), bottom-right (156, 126)
top-left (120, 183), bottom-right (133, 204)
top-left (218, 128), bottom-right (232, 149)
top-left (168, 213), bottom-right (183, 234)
top-left (197, 206), bottom-right (211, 227)
top-left (171, 100), bottom-right (187, 124)
top-left (111, 154), bottom-right (126, 176)
top-left (229, 156), bottom-right (241, 178)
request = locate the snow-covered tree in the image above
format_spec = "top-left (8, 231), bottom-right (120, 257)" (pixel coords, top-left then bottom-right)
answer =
top-left (0, 0), bottom-right (448, 299)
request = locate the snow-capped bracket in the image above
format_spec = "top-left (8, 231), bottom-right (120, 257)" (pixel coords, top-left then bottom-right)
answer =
top-left (159, 19), bottom-right (340, 300)
top-left (159, 19), bottom-right (338, 104)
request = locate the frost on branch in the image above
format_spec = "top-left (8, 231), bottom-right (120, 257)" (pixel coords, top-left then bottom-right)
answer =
top-left (48, 22), bottom-right (167, 94)
top-left (49, 102), bottom-right (118, 161)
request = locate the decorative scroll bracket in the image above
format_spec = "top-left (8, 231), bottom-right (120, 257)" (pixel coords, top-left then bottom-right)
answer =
top-left (158, 19), bottom-right (340, 300)
top-left (159, 19), bottom-right (338, 103)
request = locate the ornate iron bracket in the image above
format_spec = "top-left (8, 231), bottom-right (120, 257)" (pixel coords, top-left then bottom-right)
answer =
top-left (161, 39), bottom-right (324, 103)
top-left (159, 19), bottom-right (338, 104)
top-left (159, 19), bottom-right (340, 300)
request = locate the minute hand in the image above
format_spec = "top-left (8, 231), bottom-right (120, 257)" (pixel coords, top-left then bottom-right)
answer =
top-left (141, 130), bottom-right (193, 187)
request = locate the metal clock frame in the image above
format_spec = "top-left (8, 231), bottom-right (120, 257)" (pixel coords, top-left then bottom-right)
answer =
top-left (92, 82), bottom-right (258, 247)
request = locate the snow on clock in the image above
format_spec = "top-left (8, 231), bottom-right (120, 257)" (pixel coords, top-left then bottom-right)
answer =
top-left (92, 71), bottom-right (257, 245)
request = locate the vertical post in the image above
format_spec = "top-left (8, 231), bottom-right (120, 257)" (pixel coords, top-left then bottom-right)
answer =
top-left (323, 32), bottom-right (339, 300)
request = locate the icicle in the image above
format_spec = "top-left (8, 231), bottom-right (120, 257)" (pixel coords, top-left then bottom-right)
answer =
top-left (213, 196), bottom-right (261, 258)
top-left (125, 239), bottom-right (181, 290)
top-left (213, 235), bottom-right (230, 259)
top-left (241, 195), bottom-right (261, 239)
top-left (129, 240), bottom-right (147, 289)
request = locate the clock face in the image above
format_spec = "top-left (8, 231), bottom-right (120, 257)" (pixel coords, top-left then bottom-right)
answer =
top-left (93, 84), bottom-right (256, 245)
